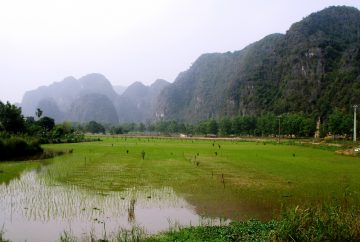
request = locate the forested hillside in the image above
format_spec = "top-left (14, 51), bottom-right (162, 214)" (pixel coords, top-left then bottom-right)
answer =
top-left (156, 6), bottom-right (360, 123)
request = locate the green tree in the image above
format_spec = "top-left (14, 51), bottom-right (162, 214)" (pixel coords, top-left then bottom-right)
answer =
top-left (51, 125), bottom-right (65, 140)
top-left (219, 117), bottom-right (232, 136)
top-left (86, 121), bottom-right (105, 134)
top-left (138, 123), bottom-right (146, 132)
top-left (110, 126), bottom-right (123, 135)
top-left (37, 116), bottom-right (55, 131)
top-left (243, 116), bottom-right (256, 135)
top-left (207, 119), bottom-right (218, 135)
top-left (196, 121), bottom-right (208, 134)
top-left (327, 110), bottom-right (352, 137)
top-left (0, 101), bottom-right (26, 134)
top-left (232, 116), bottom-right (244, 135)
top-left (35, 108), bottom-right (43, 119)
top-left (281, 113), bottom-right (316, 137)
top-left (257, 113), bottom-right (277, 136)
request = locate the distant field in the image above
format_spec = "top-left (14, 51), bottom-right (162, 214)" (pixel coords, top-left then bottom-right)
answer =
top-left (9, 137), bottom-right (353, 220)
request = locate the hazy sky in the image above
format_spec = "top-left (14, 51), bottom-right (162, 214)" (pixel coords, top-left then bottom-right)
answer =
top-left (1, 0), bottom-right (360, 103)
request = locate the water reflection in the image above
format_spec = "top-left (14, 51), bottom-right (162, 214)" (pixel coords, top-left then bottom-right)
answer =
top-left (0, 171), bottom-right (222, 242)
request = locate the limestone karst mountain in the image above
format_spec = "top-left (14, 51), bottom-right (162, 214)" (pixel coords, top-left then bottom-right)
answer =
top-left (156, 6), bottom-right (360, 122)
top-left (20, 74), bottom-right (169, 123)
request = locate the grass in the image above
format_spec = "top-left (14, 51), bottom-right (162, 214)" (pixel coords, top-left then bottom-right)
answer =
top-left (146, 203), bottom-right (360, 242)
top-left (37, 137), bottom-right (360, 221)
top-left (0, 161), bottom-right (42, 184)
top-left (2, 136), bottom-right (360, 241)
top-left (58, 204), bottom-right (360, 241)
top-left (145, 220), bottom-right (277, 242)
top-left (0, 148), bottom-right (70, 185)
top-left (274, 204), bottom-right (360, 241)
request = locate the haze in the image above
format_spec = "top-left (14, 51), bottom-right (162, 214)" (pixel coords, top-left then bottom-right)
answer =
top-left (1, 0), bottom-right (360, 103)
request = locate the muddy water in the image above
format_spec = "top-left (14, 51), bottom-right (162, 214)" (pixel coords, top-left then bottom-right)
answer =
top-left (0, 170), bottom-right (224, 242)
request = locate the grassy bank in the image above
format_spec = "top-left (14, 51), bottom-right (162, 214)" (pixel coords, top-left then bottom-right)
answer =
top-left (56, 204), bottom-right (360, 242)
top-left (0, 161), bottom-right (42, 184)
top-left (151, 203), bottom-right (360, 242)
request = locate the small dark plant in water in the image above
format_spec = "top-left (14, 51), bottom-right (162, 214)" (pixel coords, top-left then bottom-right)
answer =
top-left (0, 225), bottom-right (10, 242)
top-left (141, 150), bottom-right (145, 160)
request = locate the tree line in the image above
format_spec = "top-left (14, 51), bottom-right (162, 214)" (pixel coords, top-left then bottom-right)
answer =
top-left (0, 101), bottom-right (84, 160)
top-left (104, 110), bottom-right (355, 138)
top-left (0, 99), bottom-right (356, 160)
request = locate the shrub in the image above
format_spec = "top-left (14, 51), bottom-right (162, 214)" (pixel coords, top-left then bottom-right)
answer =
top-left (274, 205), bottom-right (360, 241)
top-left (0, 137), bottom-right (43, 161)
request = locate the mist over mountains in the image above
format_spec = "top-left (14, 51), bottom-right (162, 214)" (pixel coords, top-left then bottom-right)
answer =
top-left (20, 6), bottom-right (360, 124)
top-left (21, 73), bottom-right (169, 123)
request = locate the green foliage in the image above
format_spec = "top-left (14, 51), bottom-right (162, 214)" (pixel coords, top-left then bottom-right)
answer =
top-left (274, 205), bottom-right (360, 241)
top-left (207, 119), bottom-right (218, 134)
top-left (85, 121), bottom-right (105, 134)
top-left (37, 116), bottom-right (55, 131)
top-left (0, 137), bottom-right (43, 161)
top-left (110, 126), bottom-right (123, 135)
top-left (0, 100), bottom-right (84, 160)
top-left (257, 113), bottom-right (277, 136)
top-left (327, 109), bottom-right (353, 136)
top-left (281, 113), bottom-right (316, 137)
top-left (219, 117), bottom-right (232, 136)
top-left (0, 101), bottom-right (26, 134)
top-left (111, 112), bottom-right (318, 138)
top-left (146, 205), bottom-right (360, 242)
top-left (148, 220), bottom-right (276, 242)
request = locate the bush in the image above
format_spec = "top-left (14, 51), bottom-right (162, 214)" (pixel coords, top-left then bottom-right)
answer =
top-left (274, 205), bottom-right (360, 241)
top-left (0, 137), bottom-right (43, 161)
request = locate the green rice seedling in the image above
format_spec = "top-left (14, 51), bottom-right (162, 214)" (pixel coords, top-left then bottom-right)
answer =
top-left (141, 151), bottom-right (145, 160)
top-left (59, 230), bottom-right (77, 242)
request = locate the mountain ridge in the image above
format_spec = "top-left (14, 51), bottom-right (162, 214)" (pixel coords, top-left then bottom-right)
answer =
top-left (156, 6), bottom-right (360, 122)
top-left (19, 6), bottom-right (360, 125)
top-left (20, 74), bottom-right (169, 123)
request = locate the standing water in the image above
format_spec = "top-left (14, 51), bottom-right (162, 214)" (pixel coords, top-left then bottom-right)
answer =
top-left (0, 170), bottom-right (224, 241)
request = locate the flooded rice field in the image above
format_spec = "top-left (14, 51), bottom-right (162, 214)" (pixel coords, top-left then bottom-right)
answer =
top-left (0, 169), bottom-right (224, 242)
top-left (1, 138), bottom-right (359, 241)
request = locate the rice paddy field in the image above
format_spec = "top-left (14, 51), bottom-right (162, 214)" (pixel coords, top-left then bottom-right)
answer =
top-left (0, 137), bottom-right (360, 241)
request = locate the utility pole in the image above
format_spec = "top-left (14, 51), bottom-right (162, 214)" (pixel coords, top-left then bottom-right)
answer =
top-left (354, 105), bottom-right (358, 142)
top-left (278, 115), bottom-right (281, 143)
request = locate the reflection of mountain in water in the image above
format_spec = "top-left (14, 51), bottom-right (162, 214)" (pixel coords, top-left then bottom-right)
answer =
top-left (0, 170), bottom-right (220, 242)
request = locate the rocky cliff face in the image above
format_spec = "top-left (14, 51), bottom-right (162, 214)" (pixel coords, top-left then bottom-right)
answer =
top-left (20, 7), bottom-right (360, 124)
top-left (156, 6), bottom-right (360, 122)
top-left (116, 79), bottom-right (170, 123)
top-left (68, 93), bottom-right (119, 123)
